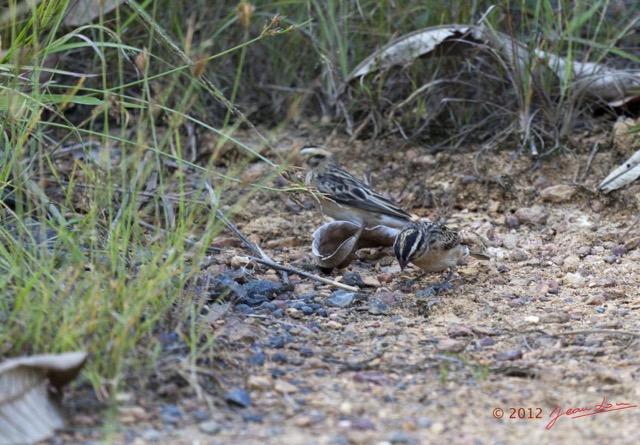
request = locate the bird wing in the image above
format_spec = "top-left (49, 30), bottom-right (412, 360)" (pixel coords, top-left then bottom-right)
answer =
top-left (423, 223), bottom-right (461, 251)
top-left (316, 169), bottom-right (411, 220)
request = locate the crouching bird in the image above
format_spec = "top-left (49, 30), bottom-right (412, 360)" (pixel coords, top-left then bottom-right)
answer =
top-left (393, 221), bottom-right (489, 294)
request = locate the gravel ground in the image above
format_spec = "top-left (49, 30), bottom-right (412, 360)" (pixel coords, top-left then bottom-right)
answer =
top-left (55, 135), bottom-right (640, 445)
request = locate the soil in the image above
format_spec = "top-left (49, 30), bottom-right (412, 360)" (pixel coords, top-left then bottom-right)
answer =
top-left (55, 132), bottom-right (640, 444)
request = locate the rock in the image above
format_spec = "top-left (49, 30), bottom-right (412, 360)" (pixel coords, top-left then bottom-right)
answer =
top-left (502, 234), bottom-right (518, 250)
top-left (540, 184), bottom-right (575, 202)
top-left (562, 255), bottom-right (580, 271)
top-left (586, 294), bottom-right (606, 305)
top-left (159, 405), bottom-right (182, 424)
top-left (505, 216), bottom-right (520, 229)
top-left (271, 352), bottom-right (288, 364)
top-left (514, 206), bottom-right (549, 225)
top-left (244, 279), bottom-right (285, 300)
top-left (142, 429), bottom-right (163, 442)
top-left (327, 320), bottom-right (344, 329)
top-left (377, 273), bottom-right (393, 284)
top-left (533, 175), bottom-right (550, 190)
top-left (199, 420), bottom-right (222, 435)
top-left (299, 347), bottom-right (314, 357)
top-left (524, 315), bottom-right (540, 323)
top-left (457, 266), bottom-right (478, 277)
top-left (479, 337), bottom-right (497, 347)
top-left (225, 388), bottom-right (251, 408)
top-left (247, 375), bottom-right (273, 391)
top-left (342, 272), bottom-right (366, 287)
top-left (248, 352), bottom-right (266, 366)
top-left (510, 250), bottom-right (528, 262)
top-left (286, 307), bottom-right (303, 319)
top-left (367, 299), bottom-right (389, 315)
top-left (361, 275), bottom-right (381, 287)
top-left (611, 245), bottom-right (628, 256)
top-left (274, 379), bottom-right (299, 394)
top-left (494, 349), bottom-right (523, 361)
top-left (540, 313), bottom-right (570, 323)
top-left (563, 272), bottom-right (585, 288)
top-left (577, 246), bottom-right (592, 258)
top-left (436, 338), bottom-right (465, 353)
top-left (327, 290), bottom-right (357, 308)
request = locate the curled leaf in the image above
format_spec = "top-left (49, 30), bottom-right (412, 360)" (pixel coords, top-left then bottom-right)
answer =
top-left (599, 149), bottom-right (640, 193)
top-left (312, 221), bottom-right (400, 269)
top-left (0, 352), bottom-right (88, 445)
top-left (346, 24), bottom-right (640, 107)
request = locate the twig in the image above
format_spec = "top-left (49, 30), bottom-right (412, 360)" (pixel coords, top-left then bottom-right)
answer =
top-left (538, 329), bottom-right (640, 338)
top-left (248, 256), bottom-right (358, 292)
top-left (580, 141), bottom-right (600, 182)
top-left (620, 213), bottom-right (640, 241)
top-left (204, 182), bottom-right (288, 284)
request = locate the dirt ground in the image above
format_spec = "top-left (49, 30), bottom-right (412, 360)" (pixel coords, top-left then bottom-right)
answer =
top-left (56, 132), bottom-right (640, 444)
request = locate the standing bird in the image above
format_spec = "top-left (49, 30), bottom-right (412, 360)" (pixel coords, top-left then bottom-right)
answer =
top-left (299, 146), bottom-right (413, 229)
top-left (394, 221), bottom-right (489, 293)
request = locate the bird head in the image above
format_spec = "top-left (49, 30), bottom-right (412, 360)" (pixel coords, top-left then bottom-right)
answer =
top-left (393, 223), bottom-right (424, 271)
top-left (299, 146), bottom-right (337, 170)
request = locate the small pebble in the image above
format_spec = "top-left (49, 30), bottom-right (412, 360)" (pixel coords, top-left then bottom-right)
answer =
top-left (225, 388), bottom-right (251, 408)
top-left (267, 335), bottom-right (285, 349)
top-left (368, 300), bottom-right (389, 315)
top-left (611, 245), bottom-right (628, 256)
top-left (514, 206), bottom-right (549, 225)
top-left (316, 308), bottom-right (329, 317)
top-left (327, 290), bottom-right (356, 308)
top-left (272, 309), bottom-right (284, 318)
top-left (159, 405), bottom-right (182, 424)
top-left (300, 305), bottom-right (314, 315)
top-left (248, 352), bottom-right (266, 366)
top-left (596, 307), bottom-right (606, 313)
top-left (505, 216), bottom-right (520, 229)
top-left (242, 413), bottom-right (264, 423)
top-left (299, 347), bottom-right (314, 357)
top-left (342, 272), bottom-right (366, 287)
top-left (494, 349), bottom-right (523, 361)
top-left (271, 352), bottom-right (289, 364)
top-left (198, 420), bottom-right (221, 435)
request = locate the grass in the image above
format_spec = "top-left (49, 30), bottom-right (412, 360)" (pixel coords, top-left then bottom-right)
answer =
top-left (0, 0), bottom-right (638, 430)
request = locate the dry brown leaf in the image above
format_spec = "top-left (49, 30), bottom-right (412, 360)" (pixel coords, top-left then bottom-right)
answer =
top-left (347, 24), bottom-right (640, 107)
top-left (63, 0), bottom-right (124, 26)
top-left (0, 352), bottom-right (88, 445)
top-left (311, 221), bottom-right (399, 269)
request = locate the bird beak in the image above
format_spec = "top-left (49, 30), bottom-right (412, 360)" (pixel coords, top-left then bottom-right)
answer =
top-left (398, 259), bottom-right (407, 271)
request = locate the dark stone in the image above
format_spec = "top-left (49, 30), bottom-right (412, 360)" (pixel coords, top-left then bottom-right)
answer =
top-left (267, 335), bottom-right (286, 349)
top-left (248, 352), bottom-right (266, 366)
top-left (225, 388), bottom-right (251, 408)
top-left (243, 279), bottom-right (285, 300)
top-left (299, 347), bottom-right (314, 357)
top-left (159, 405), bottom-right (182, 424)
top-left (300, 305), bottom-right (314, 315)
top-left (242, 413), bottom-right (264, 423)
top-left (271, 351), bottom-right (288, 363)
top-left (341, 272), bottom-right (366, 287)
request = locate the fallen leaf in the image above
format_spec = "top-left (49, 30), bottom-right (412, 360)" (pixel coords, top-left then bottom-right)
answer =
top-left (599, 149), bottom-right (640, 193)
top-left (0, 352), bottom-right (88, 445)
top-left (311, 221), bottom-right (399, 269)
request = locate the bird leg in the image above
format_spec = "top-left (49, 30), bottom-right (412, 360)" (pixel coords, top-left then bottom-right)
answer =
top-left (421, 269), bottom-right (455, 297)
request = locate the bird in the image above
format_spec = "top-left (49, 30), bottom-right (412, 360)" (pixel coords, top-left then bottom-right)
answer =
top-left (299, 146), bottom-right (413, 229)
top-left (393, 221), bottom-right (489, 293)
